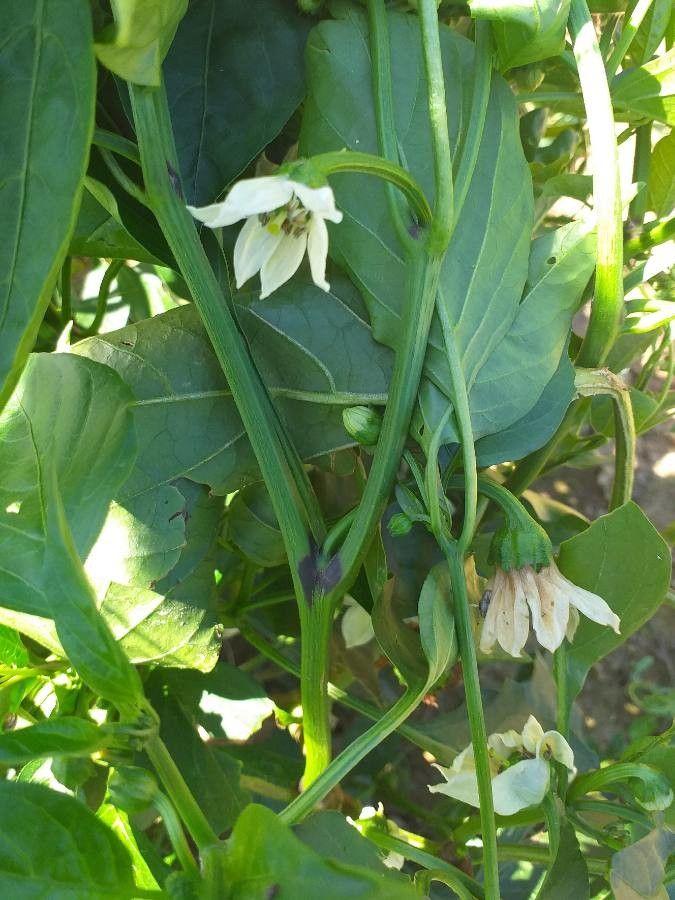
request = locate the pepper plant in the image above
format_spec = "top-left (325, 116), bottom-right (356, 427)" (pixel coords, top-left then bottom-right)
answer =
top-left (0, 0), bottom-right (673, 897)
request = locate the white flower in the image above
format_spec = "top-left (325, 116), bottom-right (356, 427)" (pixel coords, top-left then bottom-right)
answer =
top-left (428, 715), bottom-right (575, 816)
top-left (479, 559), bottom-right (620, 657)
top-left (341, 596), bottom-right (375, 649)
top-left (187, 174), bottom-right (342, 299)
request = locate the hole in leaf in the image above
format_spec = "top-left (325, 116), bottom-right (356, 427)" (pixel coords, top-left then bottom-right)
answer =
top-left (547, 256), bottom-right (557, 264)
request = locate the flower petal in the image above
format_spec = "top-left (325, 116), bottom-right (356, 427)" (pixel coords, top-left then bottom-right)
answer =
top-left (526, 566), bottom-right (568, 652)
top-left (521, 714), bottom-right (545, 755)
top-left (233, 217), bottom-right (282, 288)
top-left (488, 728), bottom-right (523, 762)
top-left (292, 182), bottom-right (343, 222)
top-left (259, 232), bottom-right (308, 298)
top-left (341, 598), bottom-right (374, 649)
top-left (190, 175), bottom-right (295, 228)
top-left (566, 581), bottom-right (620, 635)
top-left (479, 578), bottom-right (499, 653)
top-left (491, 758), bottom-right (550, 816)
top-left (307, 216), bottom-right (330, 292)
top-left (428, 766), bottom-right (481, 809)
top-left (538, 730), bottom-right (575, 772)
top-left (500, 570), bottom-right (530, 657)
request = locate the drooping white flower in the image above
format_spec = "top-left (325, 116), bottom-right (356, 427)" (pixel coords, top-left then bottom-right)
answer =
top-left (428, 715), bottom-right (575, 816)
top-left (187, 174), bottom-right (342, 299)
top-left (341, 596), bottom-right (375, 649)
top-left (479, 559), bottom-right (620, 657)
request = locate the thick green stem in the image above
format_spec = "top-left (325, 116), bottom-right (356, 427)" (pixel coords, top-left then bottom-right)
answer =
top-left (624, 215), bottom-right (675, 258)
top-left (279, 686), bottom-right (424, 824)
top-left (570, 0), bottom-right (624, 366)
top-left (298, 600), bottom-right (335, 785)
top-left (442, 542), bottom-right (501, 898)
top-left (146, 736), bottom-right (219, 851)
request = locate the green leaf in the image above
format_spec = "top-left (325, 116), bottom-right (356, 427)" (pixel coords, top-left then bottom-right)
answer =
top-left (94, 0), bottom-right (187, 87)
top-left (612, 48), bottom-right (675, 125)
top-left (97, 804), bottom-right (160, 892)
top-left (0, 0), bottom-right (95, 411)
top-left (301, 9), bottom-right (593, 447)
top-left (627, 0), bottom-right (674, 66)
top-left (469, 0), bottom-right (571, 70)
top-left (558, 502), bottom-right (672, 703)
top-left (418, 563), bottom-right (458, 686)
top-left (164, 0), bottom-right (311, 204)
top-left (294, 811), bottom-right (394, 873)
top-left (538, 819), bottom-right (589, 898)
top-left (648, 130), bottom-right (675, 216)
top-left (0, 780), bottom-right (136, 898)
top-left (221, 804), bottom-right (419, 898)
top-left (225, 483), bottom-right (287, 568)
top-left (610, 828), bottom-right (675, 899)
top-left (0, 718), bottom-right (112, 765)
top-left (0, 626), bottom-right (28, 667)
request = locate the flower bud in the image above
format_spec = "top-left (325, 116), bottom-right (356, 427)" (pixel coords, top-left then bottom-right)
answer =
top-left (488, 520), bottom-right (552, 572)
top-left (342, 406), bottom-right (382, 447)
top-left (109, 766), bottom-right (159, 813)
top-left (388, 512), bottom-right (413, 537)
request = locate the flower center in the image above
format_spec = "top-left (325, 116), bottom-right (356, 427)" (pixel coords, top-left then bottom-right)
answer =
top-left (259, 196), bottom-right (311, 239)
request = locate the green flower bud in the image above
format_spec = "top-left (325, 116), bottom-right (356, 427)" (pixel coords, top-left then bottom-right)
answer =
top-left (488, 520), bottom-right (553, 572)
top-left (342, 406), bottom-right (382, 446)
top-left (388, 512), bottom-right (413, 537)
top-left (109, 765), bottom-right (159, 813)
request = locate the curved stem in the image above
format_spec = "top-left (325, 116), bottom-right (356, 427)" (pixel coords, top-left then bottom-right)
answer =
top-left (570, 0), bottom-right (624, 367)
top-left (441, 542), bottom-right (500, 898)
top-left (414, 868), bottom-right (475, 899)
top-left (100, 147), bottom-right (150, 208)
top-left (81, 259), bottom-right (124, 337)
top-left (60, 256), bottom-right (72, 325)
top-left (417, 0), bottom-right (454, 251)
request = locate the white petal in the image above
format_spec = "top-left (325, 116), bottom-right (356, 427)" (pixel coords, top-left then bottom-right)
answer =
top-left (188, 175), bottom-right (294, 228)
top-left (491, 758), bottom-right (550, 816)
top-left (306, 216), bottom-right (330, 292)
top-left (259, 232), bottom-right (308, 298)
top-left (233, 217), bottom-right (282, 288)
top-left (525, 566), bottom-right (568, 653)
top-left (566, 582), bottom-right (620, 634)
top-left (521, 715), bottom-right (545, 755)
top-left (500, 570), bottom-right (530, 657)
top-left (428, 768), bottom-right (481, 808)
top-left (479, 574), bottom-right (501, 653)
top-left (538, 730), bottom-right (575, 772)
top-left (488, 729), bottom-right (523, 762)
top-left (292, 182), bottom-right (343, 222)
top-left (341, 600), bottom-right (374, 649)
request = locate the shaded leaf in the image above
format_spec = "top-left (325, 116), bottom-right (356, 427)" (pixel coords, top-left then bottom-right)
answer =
top-left (648, 130), bottom-right (675, 216)
top-left (0, 780), bottom-right (136, 898)
top-left (0, 0), bottom-right (95, 410)
top-left (165, 0), bottom-right (311, 205)
top-left (538, 819), bottom-right (589, 898)
top-left (295, 810), bottom-right (395, 874)
top-left (610, 828), bottom-right (675, 899)
top-left (470, 0), bottom-right (571, 69)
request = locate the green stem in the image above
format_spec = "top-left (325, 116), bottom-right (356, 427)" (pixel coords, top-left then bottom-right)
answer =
top-left (605, 0), bottom-right (654, 77)
top-left (570, 0), bottom-right (624, 367)
top-left (554, 641), bottom-right (570, 736)
top-left (425, 405), bottom-right (453, 537)
top-left (362, 831), bottom-right (484, 899)
top-left (100, 148), bottom-right (150, 208)
top-left (628, 124), bottom-right (651, 224)
top-left (154, 793), bottom-right (199, 875)
top-left (93, 128), bottom-right (140, 163)
top-left (492, 843), bottom-right (608, 876)
top-left (60, 256), bottom-right (72, 325)
top-left (442, 542), bottom-right (500, 898)
top-left (279, 686), bottom-right (424, 824)
top-left (146, 736), bottom-right (219, 851)
top-left (418, 0), bottom-right (454, 251)
top-left (414, 868), bottom-right (474, 899)
top-left (570, 798), bottom-right (652, 828)
top-left (624, 215), bottom-right (675, 258)
top-left (367, 0), bottom-right (413, 246)
top-left (298, 600), bottom-right (335, 786)
top-left (81, 259), bottom-right (124, 337)
top-left (609, 384), bottom-right (635, 509)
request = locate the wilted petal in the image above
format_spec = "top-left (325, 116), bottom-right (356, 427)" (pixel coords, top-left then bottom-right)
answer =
top-left (292, 182), bottom-right (343, 222)
top-left (307, 216), bottom-right (330, 292)
top-left (341, 597), bottom-right (374, 649)
top-left (479, 575), bottom-right (500, 653)
top-left (189, 175), bottom-right (295, 228)
top-left (558, 579), bottom-right (620, 635)
top-left (538, 730), bottom-right (575, 772)
top-left (233, 216), bottom-right (282, 288)
top-left (526, 566), bottom-right (569, 652)
top-left (260, 233), bottom-right (308, 298)
top-left (501, 570), bottom-right (530, 657)
top-left (521, 715), bottom-right (545, 755)
top-left (491, 758), bottom-right (550, 816)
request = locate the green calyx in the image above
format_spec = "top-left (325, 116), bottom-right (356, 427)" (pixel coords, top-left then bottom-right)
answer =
top-left (342, 405), bottom-right (382, 446)
top-left (488, 519), bottom-right (553, 572)
top-left (281, 158), bottom-right (328, 188)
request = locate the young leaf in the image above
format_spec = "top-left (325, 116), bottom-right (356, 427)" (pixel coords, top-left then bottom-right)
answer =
top-left (0, 0), bottom-right (95, 411)
top-left (469, 0), bottom-right (571, 70)
top-left (0, 718), bottom-right (113, 765)
top-left (558, 501), bottom-right (672, 703)
top-left (164, 0), bottom-right (311, 204)
top-left (612, 48), bottom-right (675, 125)
top-left (221, 803), bottom-right (419, 898)
top-left (0, 780), bottom-right (136, 897)
top-left (94, 0), bottom-right (187, 86)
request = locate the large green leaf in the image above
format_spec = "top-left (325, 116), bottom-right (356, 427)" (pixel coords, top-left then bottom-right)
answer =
top-left (558, 502), bottom-right (672, 704)
top-left (164, 0), bottom-right (311, 205)
top-left (221, 804), bottom-right (419, 898)
top-left (469, 0), bottom-right (571, 69)
top-left (612, 48), bottom-right (675, 125)
top-left (94, 0), bottom-right (187, 86)
top-left (0, 0), bottom-right (95, 410)
top-left (0, 718), bottom-right (112, 765)
top-left (0, 780), bottom-right (136, 898)
top-left (300, 9), bottom-right (593, 445)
